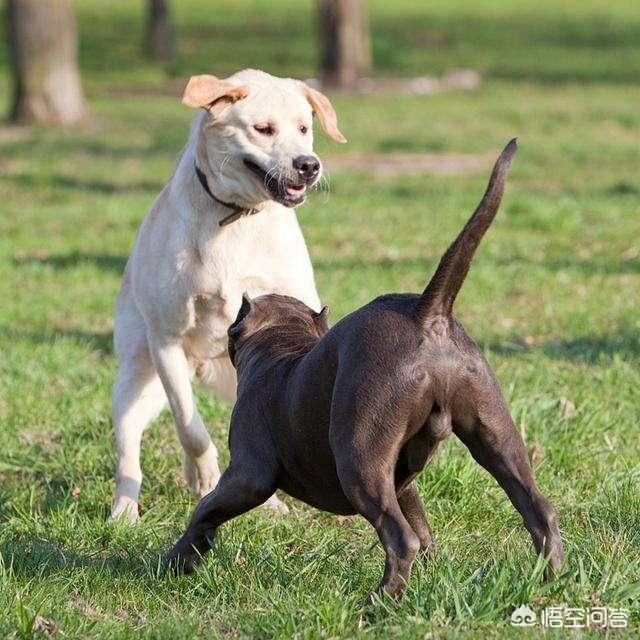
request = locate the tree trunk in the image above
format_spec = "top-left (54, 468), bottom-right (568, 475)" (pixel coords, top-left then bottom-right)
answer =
top-left (318, 0), bottom-right (371, 90)
top-left (7, 0), bottom-right (87, 125)
top-left (147, 0), bottom-right (174, 63)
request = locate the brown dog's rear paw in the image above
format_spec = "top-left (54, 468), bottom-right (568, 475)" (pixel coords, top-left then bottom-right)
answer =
top-left (361, 589), bottom-right (390, 609)
top-left (361, 592), bottom-right (378, 608)
top-left (418, 536), bottom-right (437, 557)
top-left (542, 550), bottom-right (564, 582)
top-left (362, 580), bottom-right (407, 608)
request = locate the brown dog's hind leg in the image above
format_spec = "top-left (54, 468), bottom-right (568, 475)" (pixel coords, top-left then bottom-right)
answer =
top-left (165, 462), bottom-right (277, 574)
top-left (454, 405), bottom-right (564, 578)
top-left (337, 463), bottom-right (420, 602)
top-left (397, 482), bottom-right (436, 554)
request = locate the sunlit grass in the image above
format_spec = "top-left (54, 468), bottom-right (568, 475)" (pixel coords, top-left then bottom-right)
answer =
top-left (0, 0), bottom-right (639, 637)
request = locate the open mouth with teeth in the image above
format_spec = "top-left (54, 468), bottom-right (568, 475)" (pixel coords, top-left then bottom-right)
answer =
top-left (243, 158), bottom-right (309, 207)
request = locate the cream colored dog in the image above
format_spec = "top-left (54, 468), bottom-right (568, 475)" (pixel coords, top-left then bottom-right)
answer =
top-left (111, 69), bottom-right (345, 521)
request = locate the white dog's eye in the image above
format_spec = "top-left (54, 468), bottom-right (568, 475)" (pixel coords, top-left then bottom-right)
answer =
top-left (299, 125), bottom-right (308, 135)
top-left (254, 124), bottom-right (275, 136)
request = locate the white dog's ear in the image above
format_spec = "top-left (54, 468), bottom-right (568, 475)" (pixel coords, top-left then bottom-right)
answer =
top-left (182, 74), bottom-right (249, 111)
top-left (299, 84), bottom-right (347, 143)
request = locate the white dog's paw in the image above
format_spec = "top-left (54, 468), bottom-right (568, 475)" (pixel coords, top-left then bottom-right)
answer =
top-left (262, 494), bottom-right (289, 515)
top-left (111, 498), bottom-right (140, 523)
top-left (183, 447), bottom-right (221, 499)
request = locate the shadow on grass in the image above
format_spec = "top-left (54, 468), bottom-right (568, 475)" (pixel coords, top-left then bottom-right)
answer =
top-left (2, 321), bottom-right (635, 367)
top-left (496, 256), bottom-right (640, 276)
top-left (604, 182), bottom-right (640, 197)
top-left (314, 254), bottom-right (639, 276)
top-left (484, 329), bottom-right (640, 364)
top-left (12, 242), bottom-right (638, 279)
top-left (0, 325), bottom-right (114, 355)
top-left (0, 133), bottom-right (184, 162)
top-left (13, 251), bottom-right (127, 274)
top-left (0, 477), bottom-right (164, 582)
top-left (314, 255), bottom-right (439, 274)
top-left (1, 173), bottom-right (162, 194)
top-left (0, 536), bottom-right (164, 581)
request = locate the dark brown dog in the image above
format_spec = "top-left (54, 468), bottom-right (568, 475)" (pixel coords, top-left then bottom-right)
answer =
top-left (165, 139), bottom-right (564, 601)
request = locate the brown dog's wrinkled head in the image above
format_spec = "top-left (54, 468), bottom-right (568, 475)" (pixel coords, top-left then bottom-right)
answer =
top-left (228, 293), bottom-right (329, 366)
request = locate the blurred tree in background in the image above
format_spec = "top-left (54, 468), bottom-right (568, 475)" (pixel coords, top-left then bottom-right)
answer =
top-left (147, 0), bottom-right (174, 63)
top-left (318, 0), bottom-right (371, 89)
top-left (3, 0), bottom-right (375, 128)
top-left (7, 0), bottom-right (87, 124)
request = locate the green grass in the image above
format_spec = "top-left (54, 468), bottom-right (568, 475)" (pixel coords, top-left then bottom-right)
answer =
top-left (1, 0), bottom-right (639, 637)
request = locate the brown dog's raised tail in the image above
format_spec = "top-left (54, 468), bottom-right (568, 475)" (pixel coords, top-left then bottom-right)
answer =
top-left (417, 138), bottom-right (517, 320)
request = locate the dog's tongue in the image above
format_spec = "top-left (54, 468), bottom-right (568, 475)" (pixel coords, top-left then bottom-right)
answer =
top-left (286, 184), bottom-right (307, 197)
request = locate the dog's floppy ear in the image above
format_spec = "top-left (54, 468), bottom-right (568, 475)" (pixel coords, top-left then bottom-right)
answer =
top-left (182, 74), bottom-right (249, 112)
top-left (313, 306), bottom-right (330, 334)
top-left (299, 84), bottom-right (347, 143)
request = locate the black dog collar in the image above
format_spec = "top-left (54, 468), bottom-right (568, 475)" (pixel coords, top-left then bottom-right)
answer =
top-left (195, 164), bottom-right (258, 227)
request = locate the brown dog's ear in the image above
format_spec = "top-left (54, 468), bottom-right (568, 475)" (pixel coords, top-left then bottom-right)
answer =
top-left (313, 306), bottom-right (330, 334)
top-left (229, 292), bottom-right (254, 337)
top-left (228, 293), bottom-right (254, 365)
top-left (299, 84), bottom-right (346, 143)
top-left (182, 74), bottom-right (249, 111)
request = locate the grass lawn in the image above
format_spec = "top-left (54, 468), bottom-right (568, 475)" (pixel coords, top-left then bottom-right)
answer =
top-left (0, 0), bottom-right (639, 637)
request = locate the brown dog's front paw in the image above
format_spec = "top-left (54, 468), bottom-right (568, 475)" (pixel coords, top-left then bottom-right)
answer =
top-left (164, 549), bottom-right (195, 576)
top-left (164, 538), bottom-right (202, 576)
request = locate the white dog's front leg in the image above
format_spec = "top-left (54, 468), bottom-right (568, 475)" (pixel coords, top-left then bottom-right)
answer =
top-left (112, 354), bottom-right (167, 522)
top-left (150, 339), bottom-right (221, 498)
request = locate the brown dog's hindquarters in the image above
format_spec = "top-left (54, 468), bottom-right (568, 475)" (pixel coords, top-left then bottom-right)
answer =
top-left (452, 394), bottom-right (564, 577)
top-left (336, 458), bottom-right (421, 600)
top-left (397, 482), bottom-right (436, 554)
top-left (412, 137), bottom-right (562, 577)
top-left (166, 139), bottom-right (564, 601)
top-left (327, 357), bottom-right (439, 600)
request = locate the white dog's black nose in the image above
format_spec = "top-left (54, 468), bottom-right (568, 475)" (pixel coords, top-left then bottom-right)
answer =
top-left (293, 155), bottom-right (320, 181)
